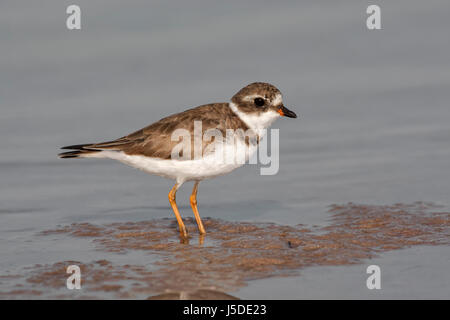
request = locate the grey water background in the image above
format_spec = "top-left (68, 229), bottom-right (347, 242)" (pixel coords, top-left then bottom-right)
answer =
top-left (1, 0), bottom-right (449, 298)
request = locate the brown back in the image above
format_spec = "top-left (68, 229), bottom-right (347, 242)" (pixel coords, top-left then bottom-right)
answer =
top-left (87, 103), bottom-right (253, 160)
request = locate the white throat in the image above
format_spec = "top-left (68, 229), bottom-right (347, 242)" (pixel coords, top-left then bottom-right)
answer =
top-left (229, 102), bottom-right (280, 137)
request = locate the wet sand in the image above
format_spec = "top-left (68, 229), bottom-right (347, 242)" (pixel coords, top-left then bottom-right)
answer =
top-left (1, 202), bottom-right (448, 299)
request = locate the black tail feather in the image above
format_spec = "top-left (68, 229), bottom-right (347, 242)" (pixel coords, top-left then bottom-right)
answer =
top-left (61, 143), bottom-right (94, 150)
top-left (58, 144), bottom-right (100, 159)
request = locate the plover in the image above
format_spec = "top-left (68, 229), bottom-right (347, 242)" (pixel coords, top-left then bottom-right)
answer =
top-left (59, 82), bottom-right (297, 238)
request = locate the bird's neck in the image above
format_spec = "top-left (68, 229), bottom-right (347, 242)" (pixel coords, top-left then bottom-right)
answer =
top-left (228, 102), bottom-right (280, 137)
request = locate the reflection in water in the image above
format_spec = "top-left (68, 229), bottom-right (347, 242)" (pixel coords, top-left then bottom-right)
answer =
top-left (0, 202), bottom-right (448, 299)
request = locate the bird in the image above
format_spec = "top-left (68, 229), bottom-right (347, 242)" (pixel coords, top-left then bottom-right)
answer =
top-left (59, 82), bottom-right (297, 238)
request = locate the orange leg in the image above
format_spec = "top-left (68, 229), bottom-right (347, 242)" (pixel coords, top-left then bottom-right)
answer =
top-left (190, 181), bottom-right (206, 235)
top-left (168, 183), bottom-right (188, 238)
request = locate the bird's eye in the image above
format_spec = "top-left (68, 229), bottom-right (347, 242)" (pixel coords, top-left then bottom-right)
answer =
top-left (254, 97), bottom-right (265, 107)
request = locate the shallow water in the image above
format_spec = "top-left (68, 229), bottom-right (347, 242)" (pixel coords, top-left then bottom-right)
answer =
top-left (1, 0), bottom-right (450, 298)
top-left (1, 203), bottom-right (448, 299)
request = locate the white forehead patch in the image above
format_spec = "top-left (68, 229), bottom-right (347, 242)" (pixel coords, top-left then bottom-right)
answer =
top-left (272, 94), bottom-right (283, 106)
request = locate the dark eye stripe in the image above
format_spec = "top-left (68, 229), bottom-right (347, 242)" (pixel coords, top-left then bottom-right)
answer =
top-left (254, 97), bottom-right (265, 107)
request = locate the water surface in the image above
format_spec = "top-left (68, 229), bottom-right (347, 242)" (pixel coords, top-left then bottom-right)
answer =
top-left (1, 0), bottom-right (449, 298)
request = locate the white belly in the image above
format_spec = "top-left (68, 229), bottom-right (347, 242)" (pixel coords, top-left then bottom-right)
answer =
top-left (89, 139), bottom-right (256, 184)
